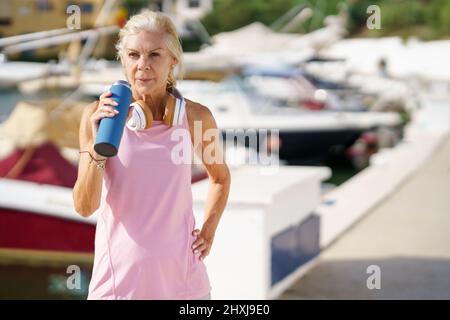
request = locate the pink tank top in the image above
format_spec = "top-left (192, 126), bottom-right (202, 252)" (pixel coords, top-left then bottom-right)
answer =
top-left (88, 103), bottom-right (211, 300)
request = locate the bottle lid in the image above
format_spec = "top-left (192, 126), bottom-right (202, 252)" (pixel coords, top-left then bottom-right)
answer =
top-left (112, 80), bottom-right (131, 89)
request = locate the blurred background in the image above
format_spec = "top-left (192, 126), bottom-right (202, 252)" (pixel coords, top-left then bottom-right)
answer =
top-left (0, 0), bottom-right (449, 299)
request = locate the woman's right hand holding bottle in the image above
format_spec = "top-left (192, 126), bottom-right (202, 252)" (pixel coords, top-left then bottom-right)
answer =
top-left (89, 91), bottom-right (119, 139)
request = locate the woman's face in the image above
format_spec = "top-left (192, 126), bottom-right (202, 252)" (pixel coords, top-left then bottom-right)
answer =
top-left (122, 30), bottom-right (176, 99)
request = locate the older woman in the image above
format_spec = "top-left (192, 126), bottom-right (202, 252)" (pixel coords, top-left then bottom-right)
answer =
top-left (73, 10), bottom-right (230, 300)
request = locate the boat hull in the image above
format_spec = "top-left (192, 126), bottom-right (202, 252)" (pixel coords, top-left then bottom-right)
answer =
top-left (0, 207), bottom-right (95, 253)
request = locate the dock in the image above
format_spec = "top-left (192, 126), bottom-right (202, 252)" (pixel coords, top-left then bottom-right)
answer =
top-left (281, 132), bottom-right (450, 299)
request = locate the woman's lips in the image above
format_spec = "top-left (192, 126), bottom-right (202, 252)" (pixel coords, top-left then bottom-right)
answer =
top-left (136, 78), bottom-right (152, 83)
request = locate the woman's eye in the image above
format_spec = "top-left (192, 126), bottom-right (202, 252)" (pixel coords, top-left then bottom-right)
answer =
top-left (150, 52), bottom-right (160, 58)
top-left (128, 52), bottom-right (138, 58)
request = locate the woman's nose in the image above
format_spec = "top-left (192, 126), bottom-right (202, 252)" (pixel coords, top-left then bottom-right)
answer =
top-left (137, 56), bottom-right (151, 70)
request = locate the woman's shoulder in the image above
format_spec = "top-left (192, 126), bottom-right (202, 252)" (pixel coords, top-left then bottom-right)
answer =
top-left (185, 98), bottom-right (214, 124)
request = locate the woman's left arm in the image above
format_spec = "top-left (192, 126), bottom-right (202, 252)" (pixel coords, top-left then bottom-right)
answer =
top-left (191, 105), bottom-right (231, 261)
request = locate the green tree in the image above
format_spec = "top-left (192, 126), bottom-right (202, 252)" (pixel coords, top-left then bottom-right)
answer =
top-left (201, 0), bottom-right (449, 40)
top-left (202, 0), bottom-right (344, 35)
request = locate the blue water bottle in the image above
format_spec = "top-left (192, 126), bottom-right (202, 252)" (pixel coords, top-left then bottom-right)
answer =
top-left (94, 80), bottom-right (132, 157)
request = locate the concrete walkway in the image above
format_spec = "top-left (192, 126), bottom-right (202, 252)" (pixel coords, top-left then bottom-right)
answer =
top-left (281, 134), bottom-right (450, 299)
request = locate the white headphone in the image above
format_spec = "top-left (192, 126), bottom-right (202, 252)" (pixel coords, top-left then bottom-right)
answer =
top-left (126, 88), bottom-right (186, 131)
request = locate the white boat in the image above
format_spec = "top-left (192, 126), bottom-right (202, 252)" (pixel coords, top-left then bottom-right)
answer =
top-left (0, 25), bottom-right (119, 89)
top-left (177, 78), bottom-right (402, 163)
top-left (183, 8), bottom-right (348, 77)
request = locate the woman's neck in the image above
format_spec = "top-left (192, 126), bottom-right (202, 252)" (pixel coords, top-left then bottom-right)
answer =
top-left (134, 88), bottom-right (168, 121)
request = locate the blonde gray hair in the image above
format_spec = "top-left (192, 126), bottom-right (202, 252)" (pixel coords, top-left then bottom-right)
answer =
top-left (115, 10), bottom-right (184, 89)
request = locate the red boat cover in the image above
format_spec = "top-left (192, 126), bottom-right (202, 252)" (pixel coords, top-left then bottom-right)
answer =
top-left (0, 142), bottom-right (77, 187)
